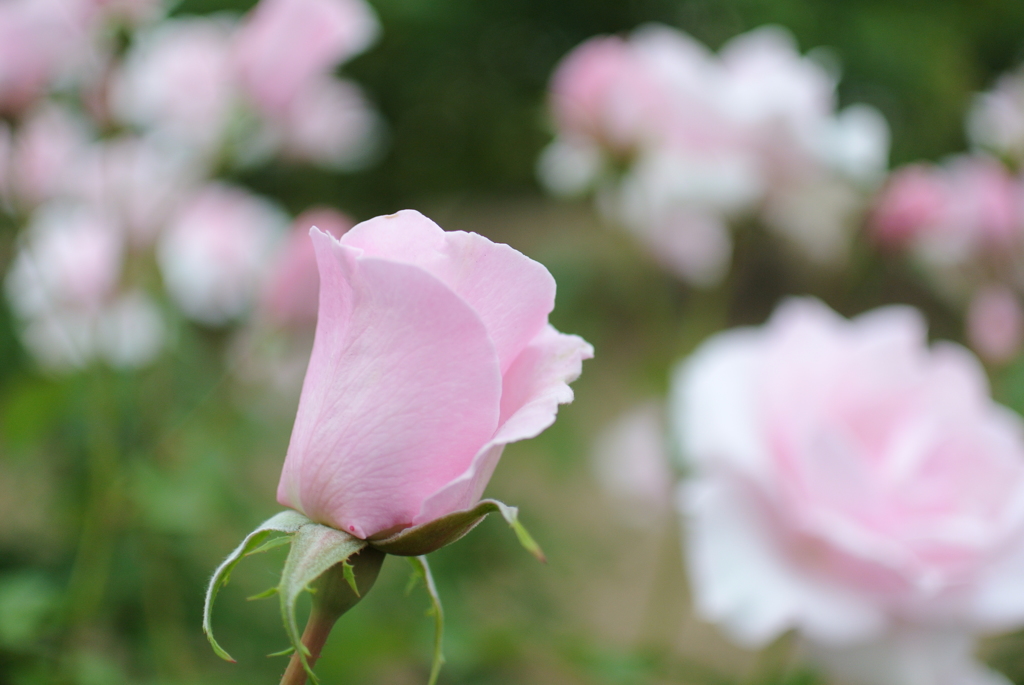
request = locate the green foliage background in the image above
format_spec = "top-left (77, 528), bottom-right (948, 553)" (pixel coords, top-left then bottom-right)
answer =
top-left (4, 0), bottom-right (1024, 683)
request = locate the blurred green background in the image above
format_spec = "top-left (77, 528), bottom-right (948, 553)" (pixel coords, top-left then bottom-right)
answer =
top-left (5, 0), bottom-right (1024, 683)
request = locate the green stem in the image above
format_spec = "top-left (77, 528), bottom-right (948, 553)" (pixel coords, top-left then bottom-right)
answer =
top-left (279, 548), bottom-right (386, 685)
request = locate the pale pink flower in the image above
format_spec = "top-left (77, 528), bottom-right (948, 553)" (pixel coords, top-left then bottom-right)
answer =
top-left (157, 184), bottom-right (287, 325)
top-left (967, 285), bottom-right (1024, 365)
top-left (871, 164), bottom-right (948, 247)
top-left (277, 210), bottom-right (593, 539)
top-left (0, 0), bottom-right (96, 113)
top-left (232, 0), bottom-right (378, 116)
top-left (942, 156), bottom-right (1023, 249)
top-left (113, 17), bottom-right (237, 155)
top-left (74, 136), bottom-right (199, 246)
top-left (548, 33), bottom-right (673, 153)
top-left (10, 104), bottom-right (93, 208)
top-left (5, 203), bottom-right (123, 318)
top-left (673, 298), bottom-right (1024, 685)
top-left (275, 77), bottom-right (380, 169)
top-left (719, 26), bottom-right (835, 139)
top-left (260, 207), bottom-right (354, 327)
top-left (968, 69), bottom-right (1024, 162)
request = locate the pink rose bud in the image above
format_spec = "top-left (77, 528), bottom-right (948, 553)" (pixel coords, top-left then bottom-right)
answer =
top-left (870, 164), bottom-right (947, 247)
top-left (277, 210), bottom-right (593, 539)
top-left (673, 298), bottom-right (1024, 685)
top-left (967, 285), bottom-right (1024, 365)
top-left (232, 0), bottom-right (379, 116)
top-left (157, 184), bottom-right (288, 326)
top-left (260, 207), bottom-right (354, 328)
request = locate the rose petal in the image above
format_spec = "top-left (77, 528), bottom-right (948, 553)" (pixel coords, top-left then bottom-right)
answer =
top-left (341, 210), bottom-right (556, 373)
top-left (415, 325), bottom-right (593, 523)
top-left (681, 478), bottom-right (885, 647)
top-left (670, 327), bottom-right (772, 484)
top-left (277, 228), bottom-right (502, 538)
top-left (806, 627), bottom-right (1011, 685)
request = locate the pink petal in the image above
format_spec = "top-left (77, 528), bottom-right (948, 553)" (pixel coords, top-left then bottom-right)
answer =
top-left (277, 228), bottom-right (502, 538)
top-left (341, 210), bottom-right (556, 373)
top-left (415, 324), bottom-right (593, 523)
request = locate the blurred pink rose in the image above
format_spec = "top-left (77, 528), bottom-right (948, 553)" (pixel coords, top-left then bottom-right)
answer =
top-left (718, 25), bottom-right (835, 137)
top-left (5, 203), bottom-right (123, 319)
top-left (277, 210), bottom-right (593, 539)
top-left (943, 156), bottom-right (1023, 248)
top-left (74, 136), bottom-right (199, 246)
top-left (967, 285), bottom-right (1024, 365)
top-left (232, 0), bottom-right (378, 116)
top-left (870, 164), bottom-right (947, 247)
top-left (260, 207), bottom-right (354, 327)
top-left (674, 298), bottom-right (1024, 684)
top-left (548, 34), bottom-right (672, 153)
top-left (157, 184), bottom-right (287, 325)
top-left (968, 69), bottom-right (1024, 162)
top-left (0, 0), bottom-right (95, 113)
top-left (113, 17), bottom-right (237, 154)
top-left (11, 105), bottom-right (93, 207)
top-left (275, 77), bottom-right (380, 169)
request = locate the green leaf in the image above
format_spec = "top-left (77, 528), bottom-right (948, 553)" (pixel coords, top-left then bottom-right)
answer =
top-left (203, 510), bottom-right (311, 662)
top-left (371, 499), bottom-right (546, 561)
top-left (278, 523), bottom-right (367, 683)
top-left (409, 556), bottom-right (445, 685)
top-left (267, 646), bottom-right (296, 658)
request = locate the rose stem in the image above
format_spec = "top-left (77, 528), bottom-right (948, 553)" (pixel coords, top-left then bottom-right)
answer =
top-left (279, 547), bottom-right (386, 685)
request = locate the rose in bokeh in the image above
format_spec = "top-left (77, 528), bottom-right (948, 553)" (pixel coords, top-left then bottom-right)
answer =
top-left (277, 210), bottom-right (593, 539)
top-left (540, 24), bottom-right (890, 285)
top-left (231, 0), bottom-right (378, 116)
top-left (10, 104), bottom-right (93, 208)
top-left (157, 184), bottom-right (287, 326)
top-left (673, 298), bottom-right (1024, 685)
top-left (871, 164), bottom-right (948, 248)
top-left (967, 285), bottom-right (1024, 365)
top-left (260, 207), bottom-right (354, 328)
top-left (113, 17), bottom-right (237, 156)
top-left (0, 0), bottom-right (97, 114)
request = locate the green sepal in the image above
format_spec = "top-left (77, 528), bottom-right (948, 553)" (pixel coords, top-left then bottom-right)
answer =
top-left (246, 586), bottom-right (278, 601)
top-left (342, 560), bottom-right (359, 597)
top-left (203, 510), bottom-right (311, 662)
top-left (277, 524), bottom-right (386, 683)
top-left (370, 499), bottom-right (546, 561)
top-left (409, 556), bottom-right (445, 685)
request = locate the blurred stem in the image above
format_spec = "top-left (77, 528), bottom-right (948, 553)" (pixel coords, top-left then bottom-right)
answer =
top-left (64, 371), bottom-right (122, 631)
top-left (279, 549), bottom-right (386, 685)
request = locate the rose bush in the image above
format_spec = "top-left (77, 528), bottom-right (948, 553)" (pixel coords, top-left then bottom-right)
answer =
top-left (277, 210), bottom-right (593, 540)
top-left (672, 298), bottom-right (1024, 685)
